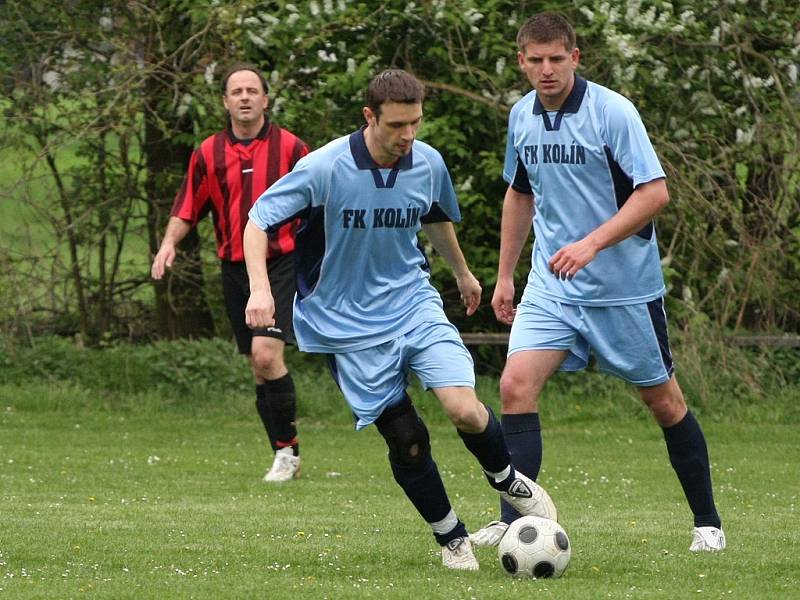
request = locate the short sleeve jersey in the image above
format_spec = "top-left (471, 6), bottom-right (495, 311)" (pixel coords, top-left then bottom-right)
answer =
top-left (248, 128), bottom-right (461, 353)
top-left (504, 76), bottom-right (666, 306)
top-left (171, 120), bottom-right (309, 262)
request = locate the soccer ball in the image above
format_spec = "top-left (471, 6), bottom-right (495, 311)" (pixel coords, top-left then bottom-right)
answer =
top-left (498, 516), bottom-right (571, 579)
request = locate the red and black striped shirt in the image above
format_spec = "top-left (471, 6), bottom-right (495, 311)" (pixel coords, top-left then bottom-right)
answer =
top-left (171, 120), bottom-right (309, 261)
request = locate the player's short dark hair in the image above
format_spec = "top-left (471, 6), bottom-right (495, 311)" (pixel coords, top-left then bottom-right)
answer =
top-left (221, 63), bottom-right (269, 95)
top-left (365, 69), bottom-right (426, 120)
top-left (517, 12), bottom-right (576, 52)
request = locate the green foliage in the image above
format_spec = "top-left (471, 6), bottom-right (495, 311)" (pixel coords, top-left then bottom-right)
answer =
top-left (572, 0), bottom-right (800, 333)
top-left (1, 0), bottom-right (798, 342)
top-left (210, 0), bottom-right (800, 336)
top-left (1, 334), bottom-right (797, 425)
top-left (0, 335), bottom-right (246, 399)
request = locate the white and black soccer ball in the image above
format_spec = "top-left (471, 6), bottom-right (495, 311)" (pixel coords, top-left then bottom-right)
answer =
top-left (498, 515), bottom-right (571, 579)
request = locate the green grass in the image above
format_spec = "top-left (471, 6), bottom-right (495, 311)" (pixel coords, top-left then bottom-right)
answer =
top-left (1, 382), bottom-right (797, 599)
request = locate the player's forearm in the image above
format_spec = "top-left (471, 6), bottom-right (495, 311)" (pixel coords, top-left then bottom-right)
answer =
top-left (585, 179), bottom-right (669, 251)
top-left (159, 217), bottom-right (193, 249)
top-left (497, 187), bottom-right (534, 281)
top-left (243, 220), bottom-right (272, 293)
top-left (421, 221), bottom-right (471, 277)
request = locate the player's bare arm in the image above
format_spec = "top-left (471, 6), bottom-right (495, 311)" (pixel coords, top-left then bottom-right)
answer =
top-left (243, 220), bottom-right (276, 328)
top-left (421, 221), bottom-right (481, 316)
top-left (151, 217), bottom-right (193, 280)
top-left (492, 186), bottom-right (534, 325)
top-left (548, 178), bottom-right (669, 280)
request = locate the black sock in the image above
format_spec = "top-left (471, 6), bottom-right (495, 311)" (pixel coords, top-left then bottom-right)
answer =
top-left (500, 413), bottom-right (542, 524)
top-left (438, 521), bottom-right (469, 547)
top-left (255, 384), bottom-right (277, 451)
top-left (389, 454), bottom-right (462, 545)
top-left (457, 404), bottom-right (512, 480)
top-left (662, 410), bottom-right (721, 528)
top-left (262, 373), bottom-right (299, 456)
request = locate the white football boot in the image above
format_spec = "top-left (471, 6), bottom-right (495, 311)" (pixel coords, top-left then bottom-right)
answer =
top-left (441, 536), bottom-right (479, 570)
top-left (498, 472), bottom-right (558, 521)
top-left (263, 447), bottom-right (301, 482)
top-left (468, 520), bottom-right (509, 547)
top-left (690, 526), bottom-right (726, 552)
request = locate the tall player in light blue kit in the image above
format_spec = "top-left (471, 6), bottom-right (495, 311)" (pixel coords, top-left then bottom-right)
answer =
top-left (243, 69), bottom-right (558, 570)
top-left (470, 13), bottom-right (726, 552)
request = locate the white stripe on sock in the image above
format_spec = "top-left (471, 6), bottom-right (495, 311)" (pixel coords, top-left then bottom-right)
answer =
top-left (430, 509), bottom-right (459, 535)
top-left (485, 465), bottom-right (511, 483)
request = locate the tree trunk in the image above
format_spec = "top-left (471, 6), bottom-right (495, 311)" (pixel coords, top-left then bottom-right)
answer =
top-left (143, 90), bottom-right (215, 340)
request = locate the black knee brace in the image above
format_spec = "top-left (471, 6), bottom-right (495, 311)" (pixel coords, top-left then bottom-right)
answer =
top-left (375, 396), bottom-right (431, 466)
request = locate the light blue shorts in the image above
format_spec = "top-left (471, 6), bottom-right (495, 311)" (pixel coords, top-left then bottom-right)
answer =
top-left (508, 294), bottom-right (674, 387)
top-left (328, 320), bottom-right (475, 430)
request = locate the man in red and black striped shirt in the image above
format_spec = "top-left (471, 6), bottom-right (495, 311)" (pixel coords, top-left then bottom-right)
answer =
top-left (152, 64), bottom-right (309, 482)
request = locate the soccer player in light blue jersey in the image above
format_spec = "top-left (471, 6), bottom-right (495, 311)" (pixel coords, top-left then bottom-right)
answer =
top-left (243, 69), bottom-right (558, 570)
top-left (470, 13), bottom-right (725, 553)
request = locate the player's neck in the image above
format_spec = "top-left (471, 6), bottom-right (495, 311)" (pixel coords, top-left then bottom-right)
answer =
top-left (363, 127), bottom-right (397, 167)
top-left (540, 75), bottom-right (576, 111)
top-left (230, 115), bottom-right (265, 141)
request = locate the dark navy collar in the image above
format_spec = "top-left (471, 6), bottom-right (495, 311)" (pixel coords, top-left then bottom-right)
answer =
top-left (533, 75), bottom-right (587, 115)
top-left (226, 118), bottom-right (270, 145)
top-left (349, 126), bottom-right (413, 170)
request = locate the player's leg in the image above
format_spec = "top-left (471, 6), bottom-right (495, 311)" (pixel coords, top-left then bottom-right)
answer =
top-left (251, 337), bottom-right (301, 482)
top-left (494, 349), bottom-right (566, 528)
top-left (374, 396), bottom-right (478, 570)
top-left (639, 376), bottom-right (724, 551)
top-left (220, 259), bottom-right (300, 482)
top-left (585, 298), bottom-right (724, 551)
top-left (469, 296), bottom-right (578, 546)
top-left (407, 321), bottom-right (558, 525)
top-left (251, 254), bottom-right (302, 482)
top-left (432, 385), bottom-right (558, 522)
top-left (329, 341), bottom-right (477, 570)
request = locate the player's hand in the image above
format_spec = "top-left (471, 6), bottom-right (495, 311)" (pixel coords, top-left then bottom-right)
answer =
top-left (491, 278), bottom-right (516, 325)
top-left (548, 238), bottom-right (599, 281)
top-left (151, 245), bottom-right (176, 280)
top-left (245, 289), bottom-right (276, 329)
top-left (456, 271), bottom-right (482, 316)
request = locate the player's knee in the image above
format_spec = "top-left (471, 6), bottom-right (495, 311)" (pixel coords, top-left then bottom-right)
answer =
top-left (499, 370), bottom-right (539, 412)
top-left (251, 345), bottom-right (284, 377)
top-left (375, 397), bottom-right (431, 467)
top-left (446, 397), bottom-right (484, 432)
top-left (641, 386), bottom-right (686, 426)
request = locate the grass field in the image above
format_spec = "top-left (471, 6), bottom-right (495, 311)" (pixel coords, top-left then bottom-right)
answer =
top-left (1, 381), bottom-right (798, 599)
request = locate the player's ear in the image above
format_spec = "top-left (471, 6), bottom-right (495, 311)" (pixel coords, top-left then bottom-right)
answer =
top-left (363, 106), bottom-right (376, 125)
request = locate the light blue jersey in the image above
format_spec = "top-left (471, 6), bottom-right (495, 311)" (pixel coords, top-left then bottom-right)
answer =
top-left (249, 128), bottom-right (460, 353)
top-left (504, 76), bottom-right (667, 306)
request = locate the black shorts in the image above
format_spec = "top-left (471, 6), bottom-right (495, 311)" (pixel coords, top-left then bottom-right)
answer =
top-left (220, 254), bottom-right (295, 354)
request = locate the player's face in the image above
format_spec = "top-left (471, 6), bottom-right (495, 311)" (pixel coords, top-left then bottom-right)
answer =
top-left (363, 101), bottom-right (423, 166)
top-left (518, 40), bottom-right (580, 110)
top-left (223, 70), bottom-right (269, 127)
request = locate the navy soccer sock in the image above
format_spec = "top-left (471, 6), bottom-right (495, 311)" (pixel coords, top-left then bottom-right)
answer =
top-left (389, 454), bottom-right (465, 545)
top-left (662, 410), bottom-right (721, 528)
top-left (457, 404), bottom-right (513, 479)
top-left (500, 413), bottom-right (542, 524)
